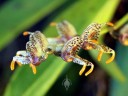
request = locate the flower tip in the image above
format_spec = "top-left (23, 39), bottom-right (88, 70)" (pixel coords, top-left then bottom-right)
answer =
top-left (23, 31), bottom-right (29, 36)
top-left (107, 22), bottom-right (114, 27)
top-left (50, 22), bottom-right (57, 26)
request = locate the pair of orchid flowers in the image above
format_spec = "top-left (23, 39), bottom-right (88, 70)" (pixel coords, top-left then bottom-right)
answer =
top-left (10, 20), bottom-right (115, 76)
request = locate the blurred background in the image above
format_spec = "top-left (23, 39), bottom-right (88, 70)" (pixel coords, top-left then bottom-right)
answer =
top-left (0, 0), bottom-right (127, 96)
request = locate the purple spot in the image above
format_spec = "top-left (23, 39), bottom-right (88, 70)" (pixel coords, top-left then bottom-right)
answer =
top-left (32, 56), bottom-right (39, 64)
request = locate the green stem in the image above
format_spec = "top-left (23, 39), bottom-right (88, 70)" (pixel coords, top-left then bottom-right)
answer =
top-left (101, 13), bottom-right (128, 35)
top-left (115, 13), bottom-right (128, 30)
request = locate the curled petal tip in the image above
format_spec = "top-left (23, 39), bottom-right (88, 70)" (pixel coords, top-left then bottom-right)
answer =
top-left (50, 22), bottom-right (57, 26)
top-left (79, 71), bottom-right (83, 76)
top-left (23, 31), bottom-right (29, 36)
top-left (106, 51), bottom-right (115, 64)
top-left (97, 51), bottom-right (103, 61)
top-left (10, 60), bottom-right (15, 70)
top-left (107, 22), bottom-right (114, 27)
top-left (30, 64), bottom-right (37, 74)
top-left (33, 71), bottom-right (36, 75)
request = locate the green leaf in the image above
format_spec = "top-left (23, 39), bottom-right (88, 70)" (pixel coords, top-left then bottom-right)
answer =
top-left (44, 0), bottom-right (106, 36)
top-left (109, 14), bottom-right (128, 96)
top-left (92, 0), bottom-right (120, 23)
top-left (114, 13), bottom-right (128, 30)
top-left (0, 0), bottom-right (67, 50)
top-left (110, 43), bottom-right (128, 96)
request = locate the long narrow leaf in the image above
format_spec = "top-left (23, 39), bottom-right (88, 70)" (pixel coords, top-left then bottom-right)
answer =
top-left (0, 0), bottom-right (67, 50)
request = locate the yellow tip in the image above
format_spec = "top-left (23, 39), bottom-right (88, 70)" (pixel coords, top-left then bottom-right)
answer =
top-left (106, 51), bottom-right (115, 64)
top-left (107, 22), bottom-right (114, 27)
top-left (10, 60), bottom-right (15, 70)
top-left (79, 64), bottom-right (86, 75)
top-left (50, 22), bottom-right (57, 26)
top-left (23, 32), bottom-right (29, 36)
top-left (30, 64), bottom-right (37, 74)
top-left (85, 64), bottom-right (94, 76)
top-left (79, 69), bottom-right (84, 75)
top-left (97, 51), bottom-right (103, 61)
top-left (123, 40), bottom-right (128, 46)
